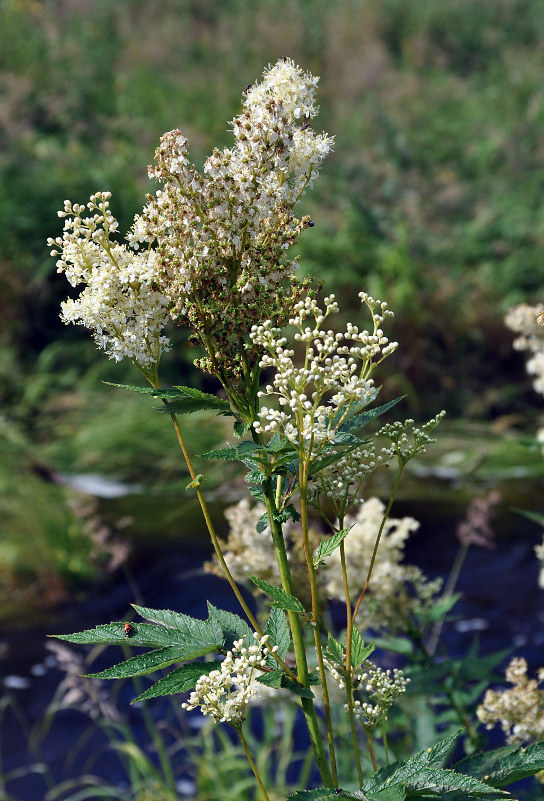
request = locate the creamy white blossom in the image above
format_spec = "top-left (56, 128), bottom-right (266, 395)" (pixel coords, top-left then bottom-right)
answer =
top-left (205, 498), bottom-right (283, 585)
top-left (182, 633), bottom-right (275, 726)
top-left (477, 657), bottom-right (544, 744)
top-left (48, 193), bottom-right (170, 371)
top-left (505, 302), bottom-right (544, 451)
top-left (141, 58), bottom-right (333, 381)
top-left (323, 497), bottom-right (442, 633)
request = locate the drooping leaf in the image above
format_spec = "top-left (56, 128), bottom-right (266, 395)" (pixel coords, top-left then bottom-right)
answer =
top-left (257, 669), bottom-right (314, 699)
top-left (132, 604), bottom-right (223, 646)
top-left (132, 661), bottom-right (223, 703)
top-left (104, 382), bottom-right (233, 416)
top-left (233, 420), bottom-right (252, 437)
top-left (350, 628), bottom-right (375, 667)
top-left (85, 645), bottom-right (215, 680)
top-left (246, 574), bottom-right (305, 613)
top-left (206, 603), bottom-right (253, 650)
top-left (264, 608), bottom-right (291, 661)
top-left (256, 512), bottom-right (269, 533)
top-left (456, 740), bottom-right (544, 788)
top-left (313, 528), bottom-right (351, 568)
top-left (201, 441), bottom-right (262, 461)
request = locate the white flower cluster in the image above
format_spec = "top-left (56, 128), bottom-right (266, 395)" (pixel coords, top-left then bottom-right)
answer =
top-left (205, 498), bottom-right (283, 585)
top-left (313, 441), bottom-right (394, 514)
top-left (140, 58), bottom-right (333, 377)
top-left (350, 662), bottom-right (409, 730)
top-left (48, 193), bottom-right (170, 371)
top-left (251, 293), bottom-right (397, 457)
top-left (505, 303), bottom-right (544, 451)
top-left (324, 654), bottom-right (409, 730)
top-left (378, 411), bottom-right (446, 467)
top-left (324, 498), bottom-right (443, 633)
top-left (182, 633), bottom-right (276, 726)
top-left (477, 657), bottom-right (544, 745)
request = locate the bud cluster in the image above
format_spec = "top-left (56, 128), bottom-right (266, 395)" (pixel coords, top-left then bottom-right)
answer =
top-left (251, 293), bottom-right (397, 458)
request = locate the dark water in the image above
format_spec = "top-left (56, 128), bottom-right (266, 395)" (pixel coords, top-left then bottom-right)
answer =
top-left (2, 516), bottom-right (544, 800)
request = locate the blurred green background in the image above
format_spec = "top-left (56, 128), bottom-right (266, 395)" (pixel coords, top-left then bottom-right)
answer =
top-left (2, 0), bottom-right (544, 622)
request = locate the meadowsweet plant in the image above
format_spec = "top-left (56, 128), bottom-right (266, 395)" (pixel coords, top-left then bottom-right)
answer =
top-left (50, 59), bottom-right (544, 801)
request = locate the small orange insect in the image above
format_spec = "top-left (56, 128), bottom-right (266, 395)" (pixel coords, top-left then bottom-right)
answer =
top-left (123, 622), bottom-right (134, 637)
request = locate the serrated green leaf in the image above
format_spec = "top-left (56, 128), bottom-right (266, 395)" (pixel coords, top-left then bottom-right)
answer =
top-left (132, 604), bottom-right (223, 645)
top-left (249, 484), bottom-right (266, 502)
top-left (132, 661), bottom-right (223, 703)
top-left (421, 730), bottom-right (464, 767)
top-left (201, 441), bottom-right (262, 461)
top-left (52, 622), bottom-right (206, 648)
top-left (313, 528), bottom-right (351, 568)
top-left (206, 603), bottom-right (253, 650)
top-left (364, 732), bottom-right (507, 800)
top-left (366, 767), bottom-right (505, 800)
top-left (456, 740), bottom-right (544, 788)
top-left (351, 628), bottom-right (375, 667)
top-left (264, 608), bottom-right (291, 661)
top-left (85, 645), bottom-right (214, 680)
top-left (326, 633), bottom-right (345, 666)
top-left (288, 789), bottom-right (373, 800)
top-left (257, 670), bottom-right (314, 699)
top-left (246, 574), bottom-right (305, 612)
top-left (338, 396), bottom-right (404, 434)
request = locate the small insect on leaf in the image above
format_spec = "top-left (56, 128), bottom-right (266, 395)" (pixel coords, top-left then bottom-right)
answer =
top-left (123, 623), bottom-right (134, 637)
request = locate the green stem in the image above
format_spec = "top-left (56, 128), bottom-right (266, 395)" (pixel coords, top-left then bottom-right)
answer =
top-left (299, 462), bottom-right (338, 787)
top-left (262, 477), bottom-right (334, 789)
top-left (365, 728), bottom-right (378, 773)
top-left (237, 727), bottom-right (272, 801)
top-left (167, 408), bottom-right (261, 632)
top-left (426, 541), bottom-right (469, 656)
top-left (340, 538), bottom-right (364, 787)
top-left (352, 464), bottom-right (404, 625)
top-left (382, 714), bottom-right (390, 765)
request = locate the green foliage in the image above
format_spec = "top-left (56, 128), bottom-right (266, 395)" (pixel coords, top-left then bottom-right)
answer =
top-left (456, 740), bottom-right (544, 788)
top-left (246, 574), bottom-right (306, 612)
top-left (264, 607), bottom-right (291, 661)
top-left (313, 528), bottom-right (351, 568)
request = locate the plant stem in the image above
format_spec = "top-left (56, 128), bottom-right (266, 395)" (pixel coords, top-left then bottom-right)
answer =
top-left (340, 538), bottom-right (364, 787)
top-left (352, 464), bottom-right (403, 625)
top-left (167, 408), bottom-right (260, 632)
top-left (382, 714), bottom-right (390, 765)
top-left (426, 541), bottom-right (469, 656)
top-left (299, 462), bottom-right (338, 787)
top-left (237, 727), bottom-right (272, 801)
top-left (365, 728), bottom-right (378, 772)
top-left (262, 477), bottom-right (334, 789)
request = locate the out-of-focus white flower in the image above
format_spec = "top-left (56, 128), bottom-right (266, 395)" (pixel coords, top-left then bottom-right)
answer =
top-left (323, 497), bottom-right (442, 633)
top-left (477, 657), bottom-right (544, 744)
